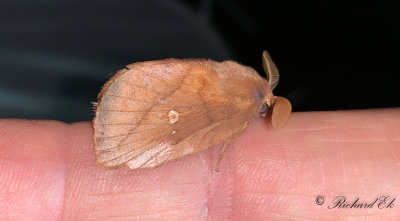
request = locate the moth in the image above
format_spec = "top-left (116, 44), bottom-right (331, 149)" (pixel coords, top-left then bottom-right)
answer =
top-left (93, 51), bottom-right (292, 171)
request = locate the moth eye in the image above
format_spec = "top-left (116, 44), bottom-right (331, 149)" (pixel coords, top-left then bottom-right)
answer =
top-left (259, 103), bottom-right (269, 116)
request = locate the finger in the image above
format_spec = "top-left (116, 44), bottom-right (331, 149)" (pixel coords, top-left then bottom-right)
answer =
top-left (228, 109), bottom-right (400, 220)
top-left (0, 119), bottom-right (69, 220)
top-left (1, 108), bottom-right (399, 220)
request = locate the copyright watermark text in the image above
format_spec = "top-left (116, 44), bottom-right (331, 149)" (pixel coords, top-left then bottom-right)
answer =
top-left (315, 195), bottom-right (395, 209)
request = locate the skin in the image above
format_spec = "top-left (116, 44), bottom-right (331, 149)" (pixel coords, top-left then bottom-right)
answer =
top-left (0, 108), bottom-right (399, 220)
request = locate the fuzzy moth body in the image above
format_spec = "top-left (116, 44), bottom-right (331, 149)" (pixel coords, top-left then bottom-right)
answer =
top-left (93, 51), bottom-right (292, 170)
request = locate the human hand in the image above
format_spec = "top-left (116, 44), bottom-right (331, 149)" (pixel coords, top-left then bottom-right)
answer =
top-left (1, 108), bottom-right (399, 220)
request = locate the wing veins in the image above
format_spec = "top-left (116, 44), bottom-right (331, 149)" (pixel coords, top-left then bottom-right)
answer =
top-left (99, 129), bottom-right (171, 163)
top-left (139, 70), bottom-right (175, 89)
top-left (98, 111), bottom-right (206, 152)
top-left (95, 127), bottom-right (158, 139)
top-left (103, 93), bottom-right (155, 104)
top-left (99, 109), bottom-right (237, 166)
top-left (119, 78), bottom-right (166, 97)
top-left (109, 73), bottom-right (190, 154)
top-left (97, 105), bottom-right (204, 113)
top-left (135, 145), bottom-right (168, 168)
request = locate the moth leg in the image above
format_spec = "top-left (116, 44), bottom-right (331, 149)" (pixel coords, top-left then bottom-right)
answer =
top-left (215, 140), bottom-right (230, 172)
top-left (215, 122), bottom-right (249, 172)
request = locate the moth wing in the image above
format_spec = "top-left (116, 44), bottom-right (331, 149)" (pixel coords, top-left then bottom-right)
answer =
top-left (93, 60), bottom-right (248, 169)
top-left (125, 116), bottom-right (246, 169)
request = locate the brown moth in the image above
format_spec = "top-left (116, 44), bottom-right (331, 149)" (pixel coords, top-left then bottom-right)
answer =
top-left (93, 51), bottom-right (292, 171)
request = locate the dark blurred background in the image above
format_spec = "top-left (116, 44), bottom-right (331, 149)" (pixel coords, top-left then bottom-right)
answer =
top-left (0, 0), bottom-right (399, 122)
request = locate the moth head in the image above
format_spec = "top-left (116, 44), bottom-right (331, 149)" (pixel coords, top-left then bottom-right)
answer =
top-left (260, 50), bottom-right (292, 129)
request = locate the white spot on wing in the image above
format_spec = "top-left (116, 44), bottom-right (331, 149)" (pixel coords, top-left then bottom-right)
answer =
top-left (168, 110), bottom-right (179, 124)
